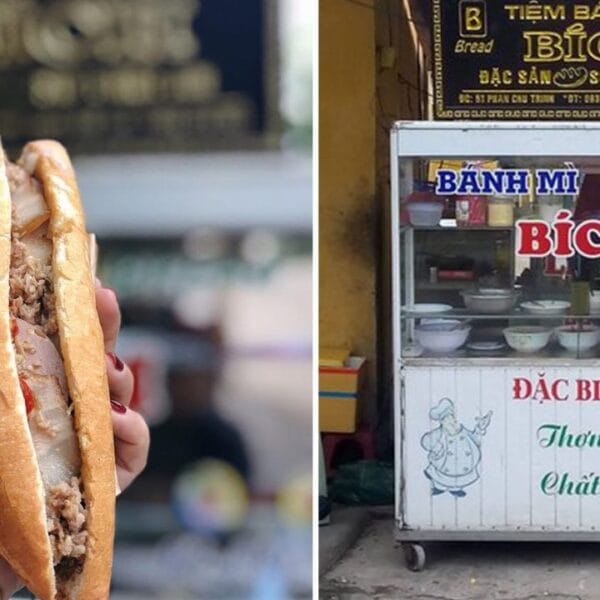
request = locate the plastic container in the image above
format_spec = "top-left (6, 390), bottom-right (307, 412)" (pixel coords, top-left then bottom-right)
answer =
top-left (406, 202), bottom-right (443, 227)
top-left (402, 182), bottom-right (437, 225)
top-left (571, 280), bottom-right (591, 315)
top-left (456, 195), bottom-right (487, 227)
top-left (488, 196), bottom-right (514, 227)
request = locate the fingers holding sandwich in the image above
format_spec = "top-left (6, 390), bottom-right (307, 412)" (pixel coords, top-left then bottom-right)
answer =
top-left (95, 281), bottom-right (150, 491)
top-left (106, 352), bottom-right (134, 407)
top-left (95, 280), bottom-right (121, 353)
top-left (111, 406), bottom-right (150, 492)
top-left (0, 557), bottom-right (21, 600)
top-left (96, 280), bottom-right (134, 406)
top-left (108, 363), bottom-right (150, 491)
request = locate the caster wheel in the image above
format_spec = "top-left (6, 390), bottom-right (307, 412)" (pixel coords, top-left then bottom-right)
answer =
top-left (403, 543), bottom-right (426, 571)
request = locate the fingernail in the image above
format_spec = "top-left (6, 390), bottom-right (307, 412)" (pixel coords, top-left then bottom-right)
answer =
top-left (95, 277), bottom-right (102, 288)
top-left (107, 352), bottom-right (124, 372)
top-left (105, 286), bottom-right (118, 300)
top-left (110, 399), bottom-right (127, 414)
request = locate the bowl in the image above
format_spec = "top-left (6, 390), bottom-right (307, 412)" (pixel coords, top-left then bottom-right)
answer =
top-left (461, 289), bottom-right (519, 314)
top-left (503, 326), bottom-right (552, 353)
top-left (415, 320), bottom-right (470, 353)
top-left (406, 202), bottom-right (443, 227)
top-left (556, 324), bottom-right (600, 351)
top-left (478, 287), bottom-right (514, 295)
top-left (403, 303), bottom-right (452, 315)
top-left (521, 300), bottom-right (571, 315)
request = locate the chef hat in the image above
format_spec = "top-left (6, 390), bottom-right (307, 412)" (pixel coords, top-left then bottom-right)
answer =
top-left (430, 397), bottom-right (455, 421)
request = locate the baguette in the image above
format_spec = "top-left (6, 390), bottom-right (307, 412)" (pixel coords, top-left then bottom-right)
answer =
top-left (0, 140), bottom-right (115, 599)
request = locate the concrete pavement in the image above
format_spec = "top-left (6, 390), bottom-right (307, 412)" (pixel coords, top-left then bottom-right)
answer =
top-left (320, 516), bottom-right (600, 599)
top-left (319, 506), bottom-right (371, 575)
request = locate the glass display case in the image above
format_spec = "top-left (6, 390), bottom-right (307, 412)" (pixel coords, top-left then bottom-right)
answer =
top-left (391, 122), bottom-right (600, 572)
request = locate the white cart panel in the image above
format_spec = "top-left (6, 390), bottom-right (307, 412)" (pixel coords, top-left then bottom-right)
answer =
top-left (403, 365), bottom-right (600, 532)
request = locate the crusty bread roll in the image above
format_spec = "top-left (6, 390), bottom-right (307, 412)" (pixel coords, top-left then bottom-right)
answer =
top-left (0, 140), bottom-right (115, 599)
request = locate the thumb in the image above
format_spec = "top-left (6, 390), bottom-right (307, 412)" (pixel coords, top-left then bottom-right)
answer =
top-left (0, 556), bottom-right (22, 600)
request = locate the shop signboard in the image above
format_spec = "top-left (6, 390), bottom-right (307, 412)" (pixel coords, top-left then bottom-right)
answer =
top-left (0, 0), bottom-right (277, 153)
top-left (432, 0), bottom-right (600, 119)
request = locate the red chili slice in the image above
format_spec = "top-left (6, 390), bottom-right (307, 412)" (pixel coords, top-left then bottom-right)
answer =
top-left (19, 377), bottom-right (35, 415)
top-left (10, 318), bottom-right (18, 338)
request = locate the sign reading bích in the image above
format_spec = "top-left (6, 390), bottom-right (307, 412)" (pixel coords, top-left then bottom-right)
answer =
top-left (432, 0), bottom-right (600, 120)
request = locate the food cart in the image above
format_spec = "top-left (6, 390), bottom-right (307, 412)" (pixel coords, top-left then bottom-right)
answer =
top-left (391, 121), bottom-right (600, 570)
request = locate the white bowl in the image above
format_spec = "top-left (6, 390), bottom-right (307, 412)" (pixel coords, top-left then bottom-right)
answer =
top-left (503, 326), bottom-right (552, 353)
top-left (556, 325), bottom-right (600, 351)
top-left (461, 290), bottom-right (519, 314)
top-left (403, 303), bottom-right (452, 315)
top-left (478, 288), bottom-right (514, 295)
top-left (406, 202), bottom-right (443, 227)
top-left (521, 300), bottom-right (571, 315)
top-left (415, 320), bottom-right (470, 353)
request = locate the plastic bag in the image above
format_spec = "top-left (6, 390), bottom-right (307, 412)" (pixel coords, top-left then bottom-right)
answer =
top-left (328, 460), bottom-right (394, 506)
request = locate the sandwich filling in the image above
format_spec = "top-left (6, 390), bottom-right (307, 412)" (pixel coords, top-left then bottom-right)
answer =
top-left (6, 161), bottom-right (87, 586)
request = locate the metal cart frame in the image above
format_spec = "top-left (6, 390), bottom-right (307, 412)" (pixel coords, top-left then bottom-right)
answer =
top-left (390, 121), bottom-right (600, 571)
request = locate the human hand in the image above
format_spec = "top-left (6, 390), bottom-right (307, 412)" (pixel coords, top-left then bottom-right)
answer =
top-left (96, 282), bottom-right (150, 491)
top-left (0, 284), bottom-right (150, 598)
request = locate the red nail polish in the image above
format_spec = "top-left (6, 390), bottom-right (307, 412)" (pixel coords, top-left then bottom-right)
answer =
top-left (110, 399), bottom-right (127, 414)
top-left (107, 353), bottom-right (125, 372)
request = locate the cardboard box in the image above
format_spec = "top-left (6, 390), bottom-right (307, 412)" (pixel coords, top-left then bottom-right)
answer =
top-left (319, 347), bottom-right (350, 367)
top-left (319, 357), bottom-right (366, 433)
top-left (319, 394), bottom-right (358, 433)
top-left (319, 356), bottom-right (365, 393)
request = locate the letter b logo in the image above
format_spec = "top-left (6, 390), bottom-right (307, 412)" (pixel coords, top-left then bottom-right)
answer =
top-left (459, 0), bottom-right (487, 38)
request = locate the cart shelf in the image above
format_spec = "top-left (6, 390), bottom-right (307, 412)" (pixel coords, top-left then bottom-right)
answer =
top-left (401, 225), bottom-right (514, 233)
top-left (401, 310), bottom-right (597, 320)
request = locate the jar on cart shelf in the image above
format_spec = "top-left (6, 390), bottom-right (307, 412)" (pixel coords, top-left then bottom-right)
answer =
top-left (538, 194), bottom-right (564, 222)
top-left (488, 195), bottom-right (514, 227)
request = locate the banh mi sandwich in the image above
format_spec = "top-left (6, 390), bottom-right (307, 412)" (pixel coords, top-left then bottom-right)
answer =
top-left (0, 140), bottom-right (115, 599)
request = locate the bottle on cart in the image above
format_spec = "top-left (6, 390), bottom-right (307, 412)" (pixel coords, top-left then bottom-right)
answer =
top-left (570, 279), bottom-right (590, 316)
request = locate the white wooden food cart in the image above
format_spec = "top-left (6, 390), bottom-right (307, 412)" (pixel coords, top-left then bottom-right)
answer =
top-left (391, 121), bottom-right (600, 570)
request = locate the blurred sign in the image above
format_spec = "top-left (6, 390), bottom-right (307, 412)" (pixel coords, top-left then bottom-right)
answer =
top-left (0, 0), bottom-right (277, 152)
top-left (433, 0), bottom-right (600, 119)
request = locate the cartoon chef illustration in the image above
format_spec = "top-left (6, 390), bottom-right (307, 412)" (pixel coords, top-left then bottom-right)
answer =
top-left (421, 398), bottom-right (492, 497)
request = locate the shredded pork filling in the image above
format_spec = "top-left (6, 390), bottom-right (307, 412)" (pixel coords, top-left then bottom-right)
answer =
top-left (47, 477), bottom-right (87, 565)
top-left (9, 239), bottom-right (57, 336)
top-left (7, 161), bottom-right (87, 577)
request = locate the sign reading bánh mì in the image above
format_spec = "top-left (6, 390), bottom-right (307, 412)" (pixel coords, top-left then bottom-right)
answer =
top-left (0, 0), bottom-right (277, 153)
top-left (432, 0), bottom-right (600, 120)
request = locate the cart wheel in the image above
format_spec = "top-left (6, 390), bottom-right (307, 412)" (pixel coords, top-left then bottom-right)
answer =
top-left (403, 543), bottom-right (426, 571)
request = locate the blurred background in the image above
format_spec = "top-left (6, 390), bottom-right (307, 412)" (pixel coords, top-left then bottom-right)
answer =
top-left (0, 1), bottom-right (312, 598)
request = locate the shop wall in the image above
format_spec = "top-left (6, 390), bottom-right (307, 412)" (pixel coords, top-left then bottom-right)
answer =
top-left (319, 0), bottom-right (378, 420)
top-left (319, 0), bottom-right (425, 425)
top-left (375, 1), bottom-right (427, 442)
